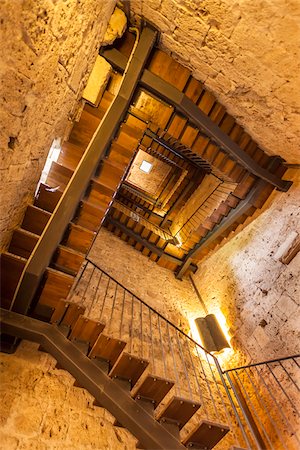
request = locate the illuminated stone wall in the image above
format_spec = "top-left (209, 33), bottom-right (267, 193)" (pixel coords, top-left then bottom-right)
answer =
top-left (0, 0), bottom-right (116, 249)
top-left (131, 0), bottom-right (300, 164)
top-left (0, 340), bottom-right (136, 449)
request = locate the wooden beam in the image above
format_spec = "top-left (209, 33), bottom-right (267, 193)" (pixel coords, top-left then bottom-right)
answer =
top-left (102, 48), bottom-right (291, 192)
top-left (106, 216), bottom-right (197, 272)
top-left (11, 25), bottom-right (158, 316)
top-left (176, 157), bottom-right (283, 279)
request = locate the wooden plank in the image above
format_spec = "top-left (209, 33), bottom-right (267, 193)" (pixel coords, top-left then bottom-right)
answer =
top-left (52, 245), bottom-right (85, 275)
top-left (9, 228), bottom-right (39, 259)
top-left (89, 334), bottom-right (126, 367)
top-left (22, 205), bottom-right (51, 236)
top-left (156, 396), bottom-right (201, 429)
top-left (46, 161), bottom-right (73, 191)
top-left (63, 223), bottom-right (95, 254)
top-left (133, 375), bottom-right (174, 408)
top-left (184, 78), bottom-right (203, 103)
top-left (38, 268), bottom-right (74, 308)
top-left (148, 49), bottom-right (190, 91)
top-left (0, 253), bottom-right (26, 306)
top-left (109, 352), bottom-right (149, 388)
top-left (75, 201), bottom-right (106, 231)
top-left (69, 315), bottom-right (105, 347)
top-left (57, 142), bottom-right (85, 171)
top-left (34, 183), bottom-right (63, 213)
top-left (182, 420), bottom-right (230, 449)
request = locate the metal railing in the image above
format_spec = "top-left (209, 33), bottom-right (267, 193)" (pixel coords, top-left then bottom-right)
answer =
top-left (224, 355), bottom-right (300, 450)
top-left (66, 259), bottom-right (299, 449)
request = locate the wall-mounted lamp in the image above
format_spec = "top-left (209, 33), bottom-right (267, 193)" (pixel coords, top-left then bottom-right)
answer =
top-left (195, 314), bottom-right (230, 353)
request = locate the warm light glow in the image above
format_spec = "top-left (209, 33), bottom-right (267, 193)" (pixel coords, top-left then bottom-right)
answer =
top-left (139, 160), bottom-right (152, 173)
top-left (188, 311), bottom-right (233, 361)
top-left (36, 138), bottom-right (61, 194)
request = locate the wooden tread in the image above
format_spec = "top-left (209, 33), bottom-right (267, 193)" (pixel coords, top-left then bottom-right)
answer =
top-left (69, 315), bottom-right (105, 347)
top-left (182, 420), bottom-right (230, 449)
top-left (109, 352), bottom-right (149, 389)
top-left (22, 205), bottom-right (51, 236)
top-left (89, 334), bottom-right (126, 367)
top-left (156, 396), bottom-right (201, 429)
top-left (133, 375), bottom-right (174, 408)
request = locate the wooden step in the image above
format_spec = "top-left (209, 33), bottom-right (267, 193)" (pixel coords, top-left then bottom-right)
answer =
top-left (8, 228), bottom-right (39, 259)
top-left (69, 109), bottom-right (101, 148)
top-left (38, 269), bottom-right (74, 309)
top-left (22, 205), bottom-right (51, 236)
top-left (89, 334), bottom-right (126, 368)
top-left (156, 396), bottom-right (201, 430)
top-left (46, 161), bottom-right (73, 191)
top-left (182, 420), bottom-right (230, 449)
top-left (63, 223), bottom-right (95, 254)
top-left (50, 300), bottom-right (85, 329)
top-left (133, 375), bottom-right (174, 408)
top-left (35, 183), bottom-right (63, 212)
top-left (94, 159), bottom-right (125, 192)
top-left (69, 315), bottom-right (105, 347)
top-left (51, 245), bottom-right (85, 275)
top-left (57, 141), bottom-right (85, 171)
top-left (109, 352), bottom-right (149, 389)
top-left (74, 201), bottom-right (106, 231)
top-left (0, 253), bottom-right (26, 307)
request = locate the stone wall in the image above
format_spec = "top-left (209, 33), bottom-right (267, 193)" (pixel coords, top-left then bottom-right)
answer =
top-left (0, 340), bottom-right (136, 449)
top-left (192, 169), bottom-right (300, 367)
top-left (130, 0), bottom-right (300, 164)
top-left (0, 0), bottom-right (117, 250)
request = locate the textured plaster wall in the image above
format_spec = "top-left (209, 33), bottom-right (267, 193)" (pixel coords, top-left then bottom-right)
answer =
top-left (192, 169), bottom-right (300, 367)
top-left (0, 0), bottom-right (117, 250)
top-left (0, 340), bottom-right (136, 449)
top-left (131, 0), bottom-right (300, 164)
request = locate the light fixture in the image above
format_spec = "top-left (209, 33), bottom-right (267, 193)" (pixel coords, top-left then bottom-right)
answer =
top-left (139, 160), bottom-right (152, 174)
top-left (195, 314), bottom-right (230, 353)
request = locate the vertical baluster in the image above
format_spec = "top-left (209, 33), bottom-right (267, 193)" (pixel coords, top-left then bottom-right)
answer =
top-left (293, 357), bottom-right (300, 369)
top-left (254, 365), bottom-right (300, 447)
top-left (67, 260), bottom-right (88, 300)
top-left (234, 369), bottom-right (274, 449)
top-left (140, 300), bottom-right (143, 359)
top-left (166, 322), bottom-right (181, 397)
top-left (99, 276), bottom-right (110, 322)
top-left (108, 282), bottom-right (118, 335)
top-left (87, 269), bottom-right (103, 316)
top-left (204, 353), bottom-right (224, 423)
top-left (185, 339), bottom-right (208, 418)
top-left (267, 363), bottom-right (300, 415)
top-left (149, 308), bottom-right (155, 373)
top-left (158, 315), bottom-right (167, 379)
top-left (80, 264), bottom-right (95, 308)
top-left (194, 345), bottom-right (218, 419)
top-left (245, 367), bottom-right (288, 450)
top-left (119, 288), bottom-right (126, 339)
top-left (175, 330), bottom-right (193, 399)
top-left (279, 360), bottom-right (300, 391)
top-left (129, 295), bottom-right (134, 354)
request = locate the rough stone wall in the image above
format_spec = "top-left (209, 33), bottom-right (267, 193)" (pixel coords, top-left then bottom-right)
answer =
top-left (0, 0), bottom-right (117, 250)
top-left (192, 168), bottom-right (300, 367)
top-left (130, 0), bottom-right (300, 164)
top-left (0, 340), bottom-right (136, 449)
top-left (88, 228), bottom-right (199, 328)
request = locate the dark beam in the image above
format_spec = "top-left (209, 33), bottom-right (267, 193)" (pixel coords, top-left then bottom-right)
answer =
top-left (0, 308), bottom-right (185, 450)
top-left (106, 216), bottom-right (197, 272)
top-left (102, 48), bottom-right (291, 192)
top-left (11, 26), bottom-right (158, 316)
top-left (117, 193), bottom-right (163, 219)
top-left (176, 157), bottom-right (282, 279)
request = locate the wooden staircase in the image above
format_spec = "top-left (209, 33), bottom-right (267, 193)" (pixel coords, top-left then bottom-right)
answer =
top-left (2, 298), bottom-right (232, 449)
top-left (0, 91), bottom-right (145, 313)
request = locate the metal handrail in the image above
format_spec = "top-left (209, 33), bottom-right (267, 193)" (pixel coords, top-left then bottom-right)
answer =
top-left (224, 353), bottom-right (300, 373)
top-left (85, 257), bottom-right (215, 357)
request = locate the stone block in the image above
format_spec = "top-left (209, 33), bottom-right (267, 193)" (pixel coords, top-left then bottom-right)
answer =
top-left (102, 7), bottom-right (127, 46)
top-left (82, 56), bottom-right (112, 106)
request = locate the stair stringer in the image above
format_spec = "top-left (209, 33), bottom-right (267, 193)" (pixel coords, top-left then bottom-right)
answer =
top-left (0, 308), bottom-right (186, 450)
